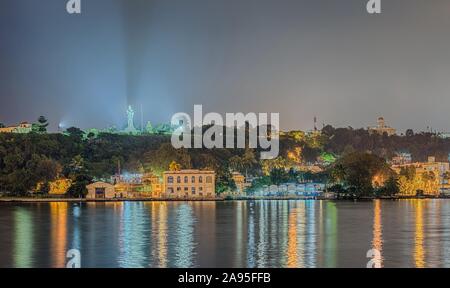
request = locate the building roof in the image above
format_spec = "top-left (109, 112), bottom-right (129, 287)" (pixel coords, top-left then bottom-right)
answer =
top-left (163, 169), bottom-right (215, 175)
top-left (87, 181), bottom-right (114, 188)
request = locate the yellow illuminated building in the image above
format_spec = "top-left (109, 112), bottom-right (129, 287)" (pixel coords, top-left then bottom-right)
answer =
top-left (393, 156), bottom-right (449, 196)
top-left (141, 173), bottom-right (163, 198)
top-left (163, 169), bottom-right (216, 199)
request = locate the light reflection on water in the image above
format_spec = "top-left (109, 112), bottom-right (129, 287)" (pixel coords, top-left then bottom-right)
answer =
top-left (3, 200), bottom-right (450, 267)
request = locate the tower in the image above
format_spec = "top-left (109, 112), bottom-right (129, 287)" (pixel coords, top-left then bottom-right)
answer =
top-left (377, 117), bottom-right (385, 128)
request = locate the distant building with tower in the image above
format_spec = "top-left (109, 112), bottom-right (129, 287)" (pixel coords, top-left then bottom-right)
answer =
top-left (368, 117), bottom-right (396, 136)
top-left (0, 122), bottom-right (32, 134)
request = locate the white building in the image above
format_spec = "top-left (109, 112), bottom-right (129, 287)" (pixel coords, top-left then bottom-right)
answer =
top-left (0, 122), bottom-right (32, 134)
top-left (368, 117), bottom-right (396, 136)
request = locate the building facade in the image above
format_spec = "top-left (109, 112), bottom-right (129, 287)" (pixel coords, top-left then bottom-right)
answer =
top-left (392, 156), bottom-right (450, 196)
top-left (231, 172), bottom-right (249, 195)
top-left (141, 173), bottom-right (163, 198)
top-left (391, 152), bottom-right (412, 165)
top-left (368, 117), bottom-right (396, 136)
top-left (163, 170), bottom-right (216, 198)
top-left (86, 182), bottom-right (116, 199)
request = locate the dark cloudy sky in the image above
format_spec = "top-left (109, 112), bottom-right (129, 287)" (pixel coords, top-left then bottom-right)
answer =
top-left (1, 0), bottom-right (450, 132)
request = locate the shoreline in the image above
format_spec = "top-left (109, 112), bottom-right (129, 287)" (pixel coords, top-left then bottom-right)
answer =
top-left (0, 195), bottom-right (449, 203)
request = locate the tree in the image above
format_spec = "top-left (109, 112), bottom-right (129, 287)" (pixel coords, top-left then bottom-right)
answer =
top-left (66, 127), bottom-right (85, 140)
top-left (406, 129), bottom-right (414, 137)
top-left (247, 176), bottom-right (271, 195)
top-left (145, 122), bottom-right (154, 134)
top-left (328, 184), bottom-right (346, 195)
top-left (34, 116), bottom-right (49, 133)
top-left (229, 155), bottom-right (244, 172)
top-left (376, 176), bottom-right (399, 196)
top-left (328, 152), bottom-right (392, 198)
top-left (0, 123), bottom-right (4, 128)
top-left (261, 157), bottom-right (287, 176)
top-left (229, 149), bottom-right (257, 174)
top-left (144, 143), bottom-right (191, 175)
top-left (322, 125), bottom-right (335, 137)
top-left (67, 174), bottom-right (92, 198)
top-left (215, 168), bottom-right (236, 194)
top-left (169, 160), bottom-right (181, 171)
top-left (37, 181), bottom-right (50, 194)
top-left (270, 168), bottom-right (289, 185)
top-left (68, 155), bottom-right (85, 177)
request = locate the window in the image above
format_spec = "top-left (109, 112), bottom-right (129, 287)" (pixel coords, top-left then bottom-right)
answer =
top-left (168, 187), bottom-right (174, 193)
top-left (199, 176), bottom-right (203, 183)
top-left (177, 176), bottom-right (181, 183)
top-left (168, 176), bottom-right (174, 184)
top-left (184, 187), bottom-right (188, 192)
top-left (177, 187), bottom-right (181, 191)
top-left (184, 176), bottom-right (188, 183)
top-left (206, 176), bottom-right (212, 183)
top-left (199, 187), bottom-right (203, 191)
top-left (95, 188), bottom-right (106, 199)
top-left (191, 187), bottom-right (196, 194)
top-left (191, 176), bottom-right (195, 183)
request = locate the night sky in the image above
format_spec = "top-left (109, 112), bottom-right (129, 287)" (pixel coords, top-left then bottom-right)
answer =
top-left (1, 0), bottom-right (450, 132)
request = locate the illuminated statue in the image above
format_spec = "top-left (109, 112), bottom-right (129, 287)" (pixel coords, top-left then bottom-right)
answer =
top-left (124, 105), bottom-right (138, 134)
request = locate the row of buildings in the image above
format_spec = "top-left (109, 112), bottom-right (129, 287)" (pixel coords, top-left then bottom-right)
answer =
top-left (86, 169), bottom-right (218, 200)
top-left (390, 154), bottom-right (450, 196)
top-left (252, 183), bottom-right (325, 198)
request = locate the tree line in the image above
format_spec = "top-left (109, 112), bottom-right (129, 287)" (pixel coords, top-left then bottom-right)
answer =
top-left (1, 120), bottom-right (449, 198)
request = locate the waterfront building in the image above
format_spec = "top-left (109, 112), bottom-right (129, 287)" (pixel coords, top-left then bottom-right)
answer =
top-left (163, 169), bottom-right (216, 199)
top-left (110, 172), bottom-right (162, 198)
top-left (392, 156), bottom-right (450, 176)
top-left (231, 172), bottom-right (250, 195)
top-left (86, 182), bottom-right (116, 199)
top-left (368, 117), bottom-right (396, 136)
top-left (0, 122), bottom-right (32, 134)
top-left (255, 183), bottom-right (324, 197)
top-left (86, 181), bottom-right (135, 199)
top-left (392, 156), bottom-right (450, 196)
top-left (141, 173), bottom-right (163, 198)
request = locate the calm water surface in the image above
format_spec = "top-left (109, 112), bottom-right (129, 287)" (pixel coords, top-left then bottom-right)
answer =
top-left (1, 200), bottom-right (449, 268)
